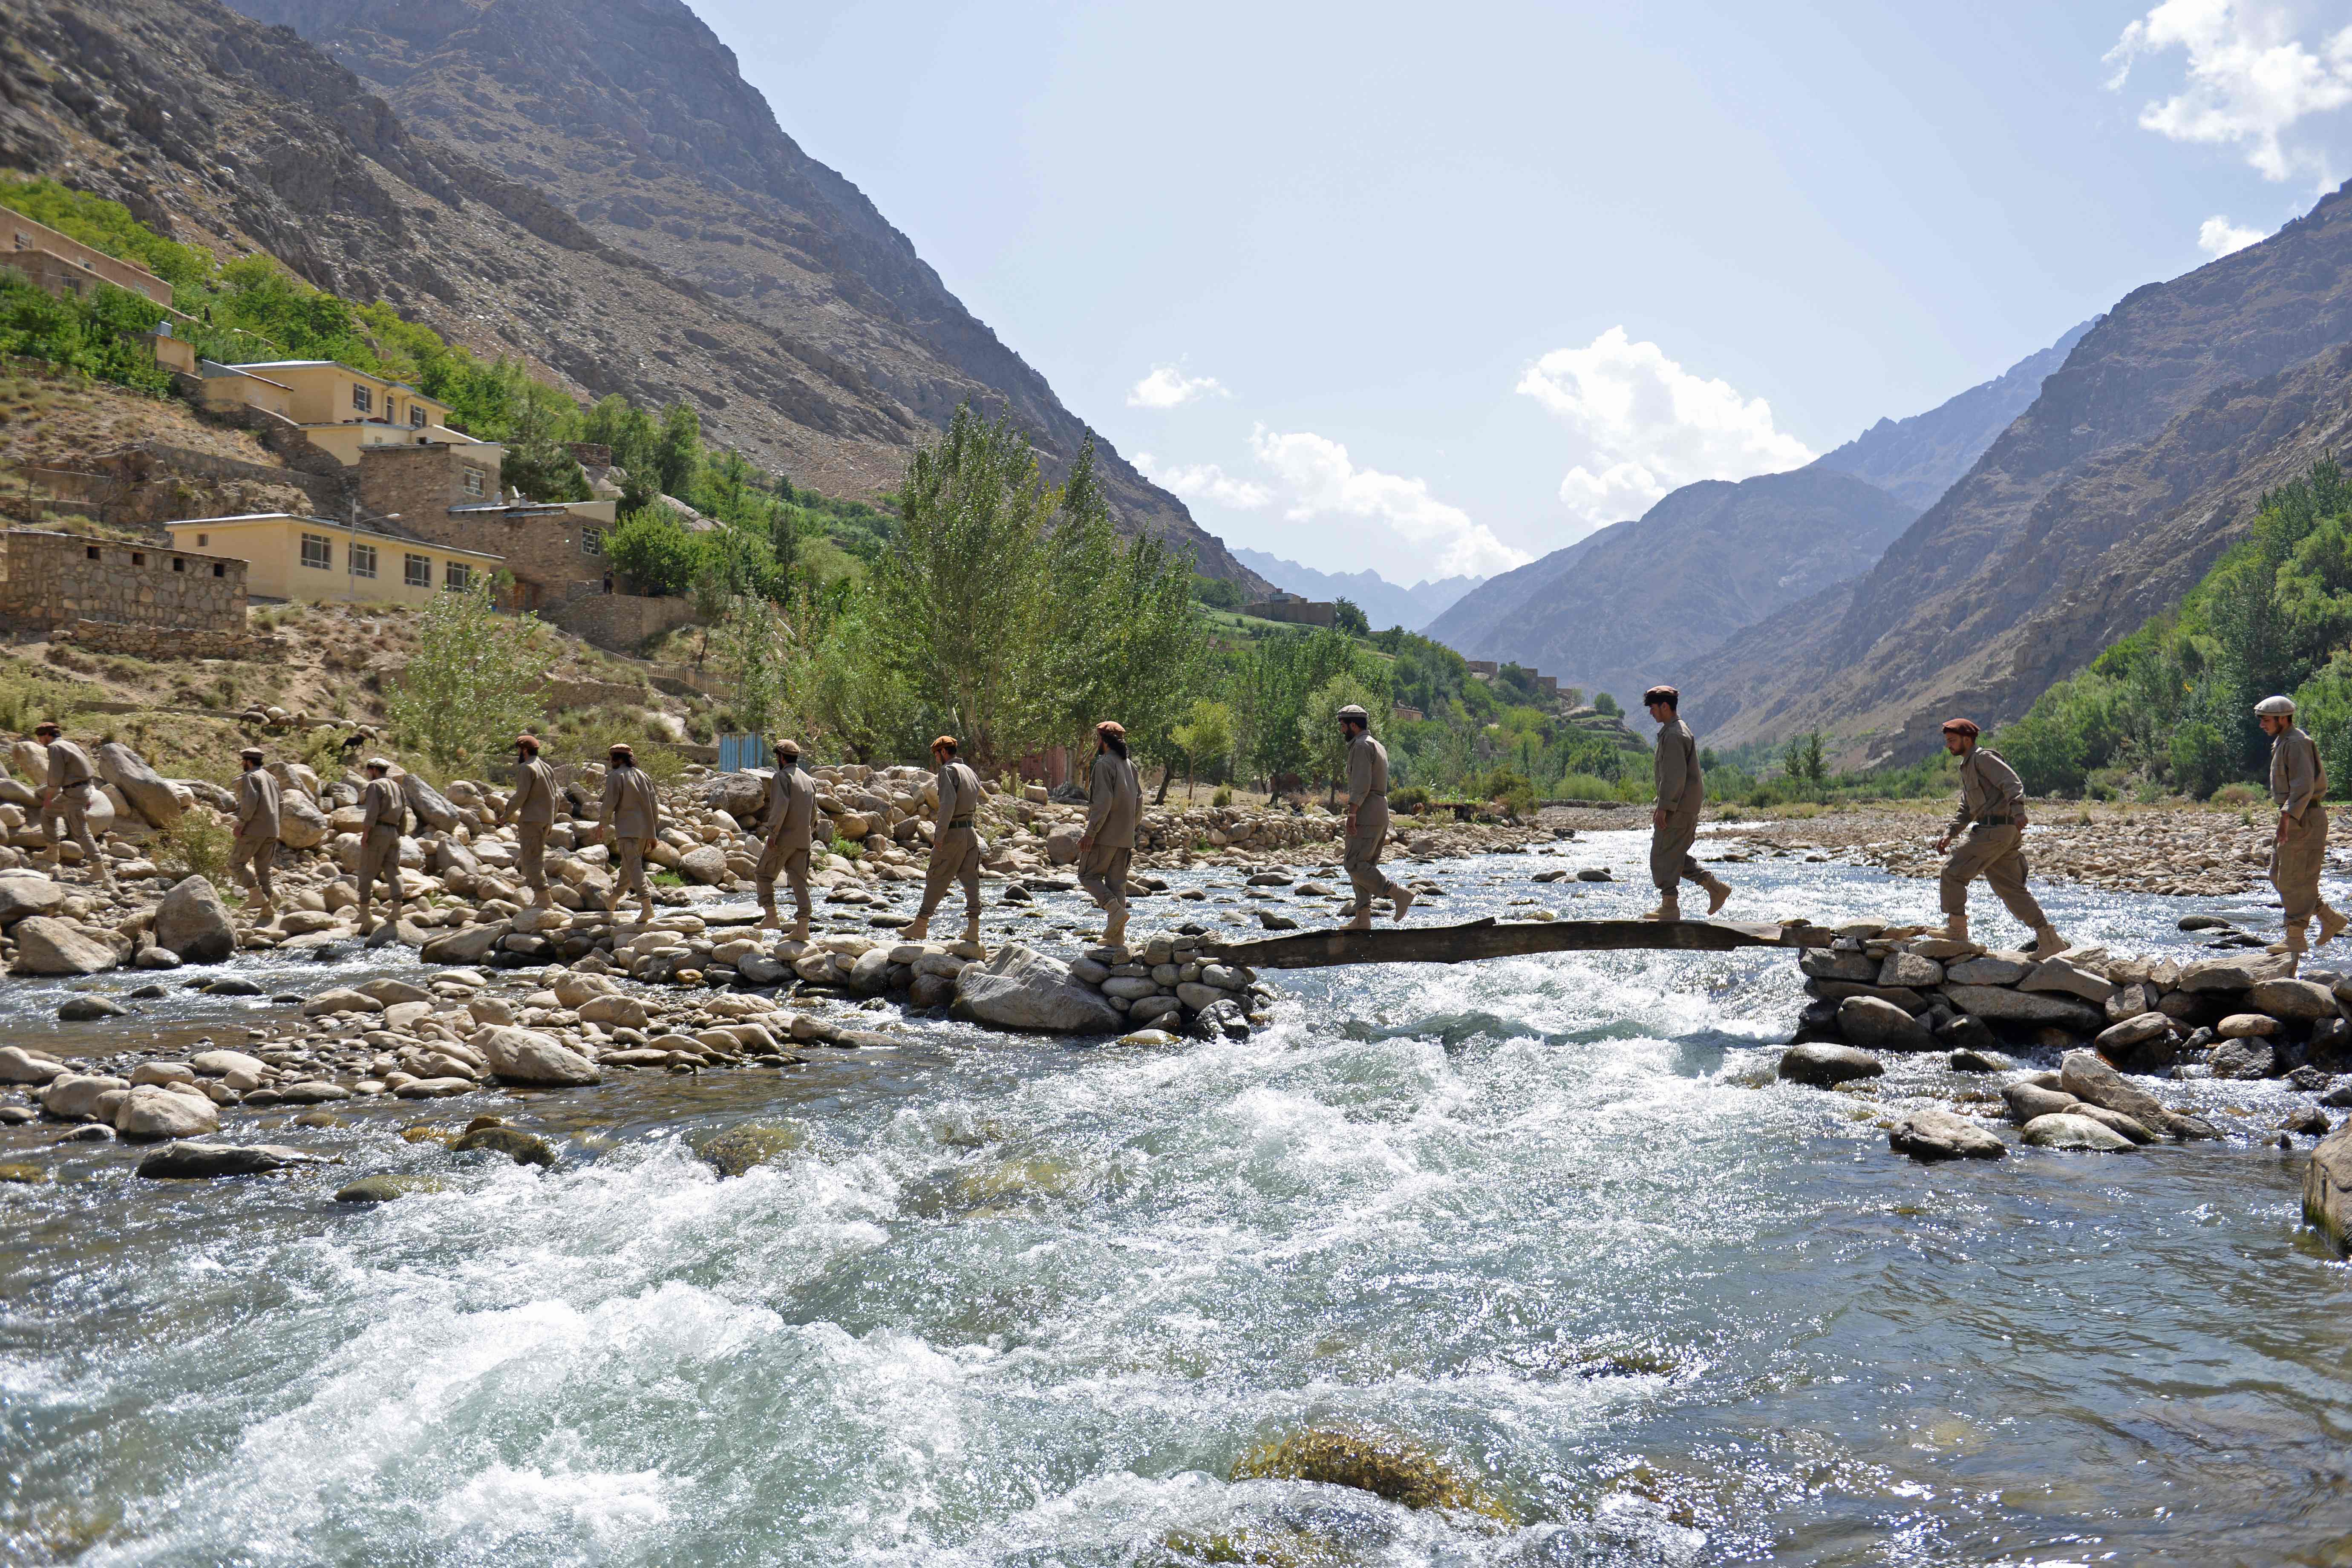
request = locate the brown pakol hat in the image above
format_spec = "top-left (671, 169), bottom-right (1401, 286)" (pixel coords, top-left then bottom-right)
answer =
top-left (515, 734), bottom-right (540, 752)
top-left (239, 747), bottom-right (265, 762)
top-left (931, 735), bottom-right (959, 754)
top-left (1095, 720), bottom-right (1125, 738)
top-left (773, 738), bottom-right (801, 758)
top-left (609, 742), bottom-right (634, 760)
top-left (1940, 718), bottom-right (1980, 738)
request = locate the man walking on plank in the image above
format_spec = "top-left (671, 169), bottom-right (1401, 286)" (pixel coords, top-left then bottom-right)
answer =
top-left (1930, 718), bottom-right (2066, 956)
top-left (1643, 686), bottom-right (1730, 921)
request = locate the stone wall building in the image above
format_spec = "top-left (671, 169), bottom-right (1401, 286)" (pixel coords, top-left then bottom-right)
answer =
top-left (0, 529), bottom-right (246, 634)
top-left (1242, 592), bottom-right (1336, 628)
top-left (359, 444), bottom-right (617, 612)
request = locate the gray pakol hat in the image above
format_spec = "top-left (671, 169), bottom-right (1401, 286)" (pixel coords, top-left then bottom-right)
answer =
top-left (365, 756), bottom-right (393, 772)
top-left (1336, 703), bottom-right (1369, 722)
top-left (2256, 694), bottom-right (2297, 717)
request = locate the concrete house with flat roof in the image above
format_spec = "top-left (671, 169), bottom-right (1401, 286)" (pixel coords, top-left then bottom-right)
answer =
top-left (2, 203), bottom-right (179, 311)
top-left (167, 513), bottom-right (506, 608)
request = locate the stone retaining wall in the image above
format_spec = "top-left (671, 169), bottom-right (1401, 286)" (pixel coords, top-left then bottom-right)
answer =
top-left (50, 619), bottom-right (280, 660)
top-left (0, 530), bottom-right (247, 634)
top-left (548, 590), bottom-right (699, 652)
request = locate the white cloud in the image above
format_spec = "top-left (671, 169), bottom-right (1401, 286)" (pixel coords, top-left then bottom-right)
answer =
top-left (1246, 427), bottom-right (1531, 578)
top-left (1126, 364), bottom-right (1231, 409)
top-left (1133, 452), bottom-right (1272, 510)
top-left (2198, 213), bottom-right (2271, 254)
top-left (2105, 1), bottom-right (2352, 182)
top-left (1514, 327), bottom-right (1815, 531)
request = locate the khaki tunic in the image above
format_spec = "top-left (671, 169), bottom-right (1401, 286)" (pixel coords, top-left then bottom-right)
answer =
top-left (1939, 746), bottom-right (2047, 926)
top-left (917, 759), bottom-right (984, 919)
top-left (2270, 726), bottom-right (2333, 923)
top-left (1343, 730), bottom-right (1399, 905)
top-left (602, 764), bottom-right (661, 901)
top-left (356, 775), bottom-right (406, 913)
top-left (755, 764), bottom-right (819, 917)
top-left (507, 757), bottom-right (558, 891)
top-left (1079, 749), bottom-right (1141, 912)
top-left (41, 738), bottom-right (104, 871)
top-left (231, 767), bottom-right (281, 903)
top-left (1650, 716), bottom-right (1705, 891)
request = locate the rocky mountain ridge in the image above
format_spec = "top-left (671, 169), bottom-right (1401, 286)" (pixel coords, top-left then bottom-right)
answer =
top-left (1227, 549), bottom-right (1484, 631)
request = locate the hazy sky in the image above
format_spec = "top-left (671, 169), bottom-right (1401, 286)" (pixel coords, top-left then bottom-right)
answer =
top-left (688, 0), bottom-right (2352, 585)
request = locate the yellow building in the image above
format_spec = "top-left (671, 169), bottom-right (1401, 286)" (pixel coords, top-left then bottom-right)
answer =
top-left (189, 359), bottom-right (503, 471)
top-left (165, 513), bottom-right (507, 608)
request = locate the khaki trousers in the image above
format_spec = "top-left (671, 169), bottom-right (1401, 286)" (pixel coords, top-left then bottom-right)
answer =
top-left (43, 785), bottom-right (104, 875)
top-left (1940, 821), bottom-right (2047, 927)
top-left (230, 831), bottom-right (277, 906)
top-left (357, 827), bottom-right (403, 917)
top-left (755, 835), bottom-right (812, 922)
top-left (1650, 806), bottom-right (1703, 891)
top-left (1078, 842), bottom-right (1132, 914)
top-left (1344, 800), bottom-right (1400, 907)
top-left (2273, 803), bottom-right (2334, 925)
top-left (917, 823), bottom-right (983, 921)
top-left (612, 835), bottom-right (650, 899)
top-left (515, 819), bottom-right (549, 892)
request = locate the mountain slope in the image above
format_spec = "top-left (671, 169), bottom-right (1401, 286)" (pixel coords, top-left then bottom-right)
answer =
top-left (0, 0), bottom-right (1262, 586)
top-left (1228, 549), bottom-right (1484, 631)
top-left (1809, 320), bottom-right (2093, 509)
top-left (1684, 181), bottom-right (2352, 758)
top-left (1422, 468), bottom-right (1917, 700)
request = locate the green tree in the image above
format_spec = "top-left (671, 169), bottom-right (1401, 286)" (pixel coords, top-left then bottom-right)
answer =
top-left (655, 402), bottom-right (703, 496)
top-left (385, 576), bottom-right (552, 770)
top-left (712, 595), bottom-right (790, 738)
top-left (1303, 670), bottom-right (1387, 803)
top-left (605, 510), bottom-right (704, 596)
top-left (1332, 597), bottom-right (1370, 637)
top-left (1592, 691), bottom-right (1621, 716)
top-left (1781, 730), bottom-right (1827, 783)
top-left (1170, 698), bottom-right (1235, 801)
top-left (1193, 574), bottom-right (1245, 610)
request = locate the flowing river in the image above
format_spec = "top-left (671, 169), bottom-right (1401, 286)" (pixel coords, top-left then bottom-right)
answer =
top-left (3, 830), bottom-right (2347, 1565)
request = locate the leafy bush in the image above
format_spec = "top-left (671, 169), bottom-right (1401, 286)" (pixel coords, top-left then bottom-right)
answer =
top-left (0, 271), bottom-right (171, 390)
top-left (384, 576), bottom-right (552, 769)
top-left (0, 177), bottom-right (211, 283)
top-left (2211, 781), bottom-right (2266, 807)
top-left (1389, 784), bottom-right (1431, 813)
top-left (605, 510), bottom-right (704, 597)
top-left (1212, 785), bottom-right (1234, 807)
top-left (154, 811), bottom-right (232, 882)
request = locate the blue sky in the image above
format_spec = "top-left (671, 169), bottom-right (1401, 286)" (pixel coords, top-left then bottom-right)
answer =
top-left (689, 0), bottom-right (2352, 584)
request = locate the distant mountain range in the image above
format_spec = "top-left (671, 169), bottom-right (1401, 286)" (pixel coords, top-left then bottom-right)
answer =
top-left (1423, 326), bottom-right (2083, 699)
top-left (1229, 549), bottom-right (1486, 631)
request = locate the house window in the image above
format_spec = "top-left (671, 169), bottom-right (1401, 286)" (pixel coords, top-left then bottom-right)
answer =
top-left (404, 553), bottom-right (431, 589)
top-left (581, 528), bottom-right (605, 556)
top-left (352, 384), bottom-right (373, 414)
top-left (409, 405), bottom-right (426, 428)
top-left (195, 534), bottom-right (208, 547)
top-left (350, 542), bottom-right (378, 580)
top-left (130, 552), bottom-right (144, 566)
top-left (461, 465), bottom-right (485, 497)
top-left (171, 558), bottom-right (184, 574)
top-left (84, 546), bottom-right (100, 561)
top-left (445, 561), bottom-right (474, 593)
top-left (211, 563), bottom-right (224, 577)
top-left (300, 533), bottom-right (331, 571)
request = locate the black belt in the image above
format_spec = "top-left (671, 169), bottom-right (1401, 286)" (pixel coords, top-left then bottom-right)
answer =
top-left (946, 816), bottom-right (973, 829)
top-left (1974, 814), bottom-right (2014, 827)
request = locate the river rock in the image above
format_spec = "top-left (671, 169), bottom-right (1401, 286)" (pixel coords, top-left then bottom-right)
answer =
top-left (97, 741), bottom-right (183, 828)
top-left (2217, 1012), bottom-right (2279, 1038)
top-left (1045, 825), bottom-right (1084, 866)
top-left (154, 876), bottom-right (236, 964)
top-left (704, 772), bottom-right (768, 818)
top-left (0, 1045), bottom-right (65, 1084)
top-left (2305, 1123), bottom-right (2352, 1251)
top-left (677, 845), bottom-right (729, 885)
top-left (471, 1025), bottom-right (601, 1086)
top-left (576, 994), bottom-right (650, 1030)
top-left (276, 1082), bottom-right (352, 1104)
top-left (849, 947), bottom-right (892, 994)
top-left (276, 793), bottom-right (330, 850)
top-left (357, 978), bottom-right (434, 1006)
top-left (2058, 1050), bottom-right (2172, 1132)
top-left (1939, 984), bottom-right (2104, 1032)
top-left (398, 772), bottom-right (461, 833)
top-left (2249, 977), bottom-right (2339, 1021)
top-left (452, 1124), bottom-right (557, 1166)
top-left (13, 917), bottom-right (117, 976)
top-left (2021, 1113), bottom-right (2136, 1152)
top-left (0, 874), bottom-right (66, 925)
top-left (1888, 1107), bottom-right (2007, 1162)
top-left (2209, 1038), bottom-right (2277, 1079)
top-left (2063, 1101), bottom-right (2157, 1144)
top-left (303, 987), bottom-right (383, 1017)
top-left (394, 1077), bottom-right (474, 1098)
top-left (1837, 994), bottom-right (1933, 1051)
top-left (2093, 1011), bottom-right (2173, 1058)
top-left (2021, 957), bottom-right (2114, 1004)
top-left (40, 1073), bottom-right (127, 1120)
top-left (113, 1084), bottom-right (220, 1140)
top-left (954, 943), bottom-right (1124, 1033)
top-left (2178, 954), bottom-right (2283, 992)
top-left (1947, 1045), bottom-right (2013, 1072)
top-left (334, 1174), bottom-right (449, 1203)
top-left (2002, 1081), bottom-right (2079, 1124)
top-left (421, 919), bottom-right (510, 966)
top-left (57, 994), bottom-right (128, 1021)
top-left (136, 1142), bottom-right (316, 1179)
top-left (190, 1049), bottom-right (266, 1079)
top-left (695, 1124), bottom-right (802, 1177)
top-left (1945, 952), bottom-right (2033, 986)
top-left (1876, 951), bottom-right (1944, 989)
top-left (1799, 948), bottom-right (1877, 983)
top-left (738, 953), bottom-right (789, 986)
top-left (1776, 1042), bottom-right (1882, 1087)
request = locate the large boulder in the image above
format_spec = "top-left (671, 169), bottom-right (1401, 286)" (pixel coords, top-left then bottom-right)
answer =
top-left (677, 845), bottom-right (730, 885)
top-left (2178, 954), bottom-right (2286, 992)
top-left (2093, 1011), bottom-right (2173, 1059)
top-left (470, 1025), bottom-right (602, 1087)
top-left (1776, 1042), bottom-right (1883, 1087)
top-left (2001, 1081), bottom-right (2079, 1124)
top-left (0, 1045), bottom-right (65, 1084)
top-left (12, 917), bottom-right (118, 976)
top-left (421, 919), bottom-right (511, 966)
top-left (575, 994), bottom-right (649, 1030)
top-left (2058, 1049), bottom-right (2172, 1131)
top-left (41, 1073), bottom-right (128, 1120)
top-left (0, 873), bottom-right (67, 926)
top-left (2305, 1121), bottom-right (2352, 1251)
top-left (1837, 994), bottom-right (1934, 1052)
top-left (114, 1084), bottom-right (220, 1141)
top-left (97, 741), bottom-right (183, 829)
top-left (154, 876), bottom-right (236, 964)
top-left (2249, 977), bottom-right (2339, 1021)
top-left (276, 793), bottom-right (331, 850)
top-left (1938, 984), bottom-right (2104, 1032)
top-left (399, 772), bottom-right (461, 832)
top-left (2020, 1113), bottom-right (2136, 1152)
top-left (704, 772), bottom-right (769, 819)
top-left (1045, 825), bottom-right (1085, 867)
top-left (954, 943), bottom-right (1124, 1033)
top-left (136, 1142), bottom-right (318, 1179)
top-left (1889, 1107), bottom-right (2007, 1162)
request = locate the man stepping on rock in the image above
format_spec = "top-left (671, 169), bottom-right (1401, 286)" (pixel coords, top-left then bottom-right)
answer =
top-left (33, 721), bottom-right (114, 891)
top-left (1078, 720), bottom-right (1141, 949)
top-left (2257, 694), bottom-right (2346, 971)
top-left (355, 757), bottom-right (409, 937)
top-left (230, 746), bottom-right (280, 927)
top-left (1930, 718), bottom-right (2066, 956)
top-left (902, 735), bottom-right (985, 951)
top-left (500, 734), bottom-right (557, 908)
top-left (598, 742), bottom-right (661, 927)
top-left (1642, 686), bottom-right (1730, 921)
top-left (755, 738), bottom-right (817, 940)
top-left (1339, 703), bottom-right (1413, 931)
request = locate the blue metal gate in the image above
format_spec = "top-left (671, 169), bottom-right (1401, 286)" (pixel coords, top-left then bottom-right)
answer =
top-left (717, 733), bottom-right (768, 773)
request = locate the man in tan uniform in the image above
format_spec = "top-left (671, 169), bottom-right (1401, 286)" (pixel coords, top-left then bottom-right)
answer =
top-left (2257, 695), bottom-right (2345, 970)
top-left (755, 738), bottom-right (818, 939)
top-left (902, 735), bottom-right (984, 948)
top-left (229, 746), bottom-right (281, 925)
top-left (1931, 718), bottom-right (2066, 955)
top-left (33, 721), bottom-right (113, 890)
top-left (1642, 686), bottom-right (1731, 921)
top-left (499, 734), bottom-right (558, 907)
top-left (355, 757), bottom-right (408, 935)
top-left (597, 742), bottom-right (661, 925)
top-left (1339, 703), bottom-right (1413, 931)
top-left (1077, 720), bottom-right (1141, 948)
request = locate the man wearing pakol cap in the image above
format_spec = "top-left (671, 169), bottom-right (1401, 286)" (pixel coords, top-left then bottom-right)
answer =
top-left (355, 756), bottom-right (409, 935)
top-left (597, 742), bottom-right (661, 925)
top-left (1339, 703), bottom-right (1413, 931)
top-left (33, 721), bottom-right (112, 890)
top-left (754, 738), bottom-right (818, 940)
top-left (499, 734), bottom-right (558, 907)
top-left (1077, 720), bottom-right (1141, 948)
top-left (2257, 694), bottom-right (2345, 970)
top-left (903, 735), bottom-right (985, 948)
top-left (1930, 718), bottom-right (2066, 955)
top-left (1641, 686), bottom-right (1731, 921)
top-left (229, 746), bottom-right (281, 925)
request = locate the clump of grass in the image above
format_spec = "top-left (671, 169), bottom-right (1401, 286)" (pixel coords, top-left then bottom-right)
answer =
top-left (153, 811), bottom-right (231, 881)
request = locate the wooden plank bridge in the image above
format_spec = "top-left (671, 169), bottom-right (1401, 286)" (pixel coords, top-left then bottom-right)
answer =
top-left (1201, 916), bottom-right (1835, 970)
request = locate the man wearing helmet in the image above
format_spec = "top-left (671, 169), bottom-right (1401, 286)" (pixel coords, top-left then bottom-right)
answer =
top-left (2257, 695), bottom-right (2345, 969)
top-left (1929, 718), bottom-right (2067, 956)
top-left (1338, 703), bottom-right (1413, 931)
